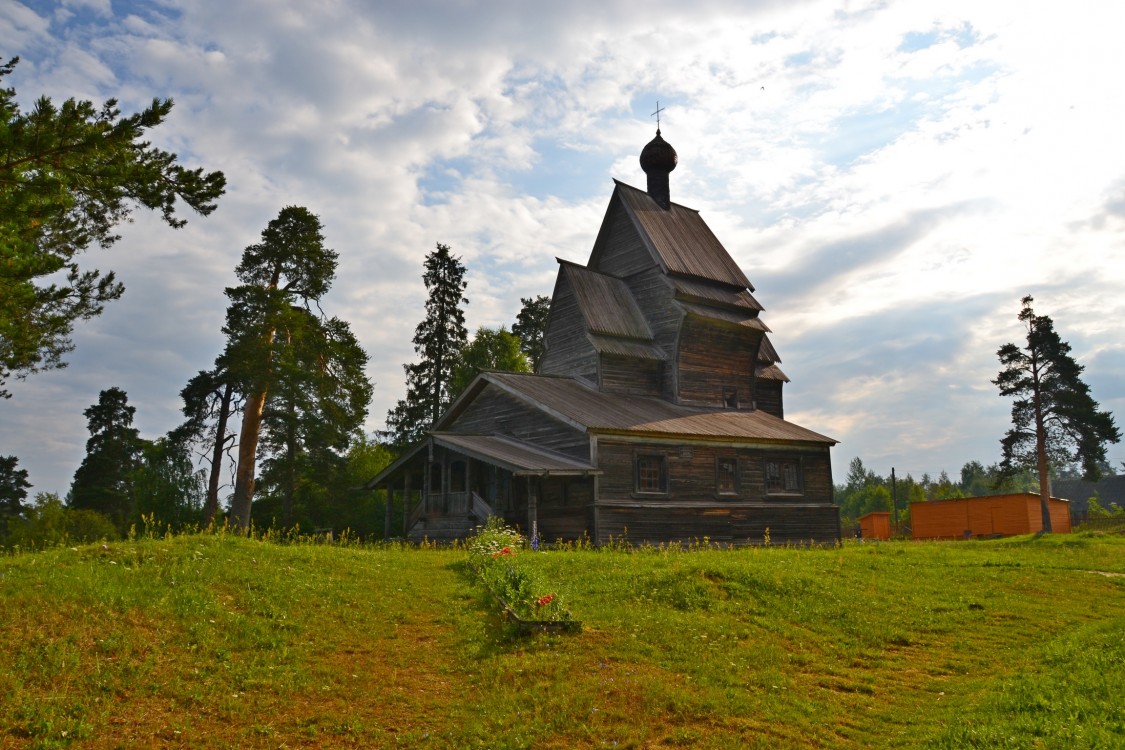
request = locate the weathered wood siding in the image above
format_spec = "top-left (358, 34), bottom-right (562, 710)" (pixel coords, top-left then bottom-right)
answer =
top-left (592, 438), bottom-right (838, 544)
top-left (676, 316), bottom-right (760, 408)
top-left (450, 386), bottom-right (590, 462)
top-left (627, 267), bottom-right (683, 401)
top-left (754, 379), bottom-right (784, 419)
top-left (589, 198), bottom-right (654, 278)
top-left (596, 504), bottom-right (840, 545)
top-left (537, 477), bottom-right (594, 541)
top-left (595, 440), bottom-right (833, 504)
top-left (599, 354), bottom-right (664, 397)
top-left (540, 272), bottom-right (598, 382)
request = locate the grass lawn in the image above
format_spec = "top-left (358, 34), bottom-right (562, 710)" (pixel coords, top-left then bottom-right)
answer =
top-left (1, 530), bottom-right (1122, 748)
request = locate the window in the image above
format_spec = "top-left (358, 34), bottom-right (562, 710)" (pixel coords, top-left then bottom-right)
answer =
top-left (716, 457), bottom-right (739, 496)
top-left (635, 454), bottom-right (667, 494)
top-left (765, 458), bottom-right (802, 495)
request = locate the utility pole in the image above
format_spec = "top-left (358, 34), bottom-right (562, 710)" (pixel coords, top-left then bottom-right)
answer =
top-left (891, 467), bottom-right (898, 533)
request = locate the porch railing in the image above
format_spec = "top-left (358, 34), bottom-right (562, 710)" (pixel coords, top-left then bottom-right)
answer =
top-left (470, 491), bottom-right (494, 526)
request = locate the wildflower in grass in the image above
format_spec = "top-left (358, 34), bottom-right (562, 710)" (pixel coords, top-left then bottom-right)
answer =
top-left (536, 593), bottom-right (556, 607)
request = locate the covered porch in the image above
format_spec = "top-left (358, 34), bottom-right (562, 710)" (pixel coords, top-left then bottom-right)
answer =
top-left (365, 433), bottom-right (600, 543)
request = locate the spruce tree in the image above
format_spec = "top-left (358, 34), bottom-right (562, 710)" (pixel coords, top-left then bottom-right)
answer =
top-left (993, 295), bottom-right (1121, 531)
top-left (384, 243), bottom-right (468, 449)
top-left (0, 455), bottom-right (31, 523)
top-left (511, 295), bottom-right (551, 370)
top-left (69, 387), bottom-right (144, 531)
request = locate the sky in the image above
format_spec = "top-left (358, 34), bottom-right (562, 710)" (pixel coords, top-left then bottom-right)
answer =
top-left (3, 0), bottom-right (1124, 498)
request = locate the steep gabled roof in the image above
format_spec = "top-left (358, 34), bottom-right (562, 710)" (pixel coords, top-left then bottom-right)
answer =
top-left (613, 180), bottom-right (753, 290)
top-left (477, 372), bottom-right (832, 444)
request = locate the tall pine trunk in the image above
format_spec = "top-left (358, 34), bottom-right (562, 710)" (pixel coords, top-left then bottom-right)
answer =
top-left (1033, 394), bottom-right (1054, 533)
top-left (1030, 350), bottom-right (1053, 533)
top-left (230, 387), bottom-right (267, 530)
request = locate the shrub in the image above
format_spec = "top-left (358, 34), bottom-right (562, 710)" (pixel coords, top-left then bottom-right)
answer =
top-left (466, 517), bottom-right (574, 626)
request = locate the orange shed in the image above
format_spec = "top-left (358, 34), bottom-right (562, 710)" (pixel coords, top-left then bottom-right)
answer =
top-left (910, 493), bottom-right (1071, 540)
top-left (858, 511), bottom-right (892, 540)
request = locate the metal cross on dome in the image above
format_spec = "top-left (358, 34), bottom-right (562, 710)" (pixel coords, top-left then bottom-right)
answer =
top-left (651, 101), bottom-right (665, 131)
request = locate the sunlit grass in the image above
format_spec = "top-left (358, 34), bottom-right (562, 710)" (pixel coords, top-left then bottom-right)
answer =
top-left (1, 531), bottom-right (1122, 748)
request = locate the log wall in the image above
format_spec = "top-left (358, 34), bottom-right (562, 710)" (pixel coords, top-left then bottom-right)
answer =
top-left (541, 273), bottom-right (598, 382)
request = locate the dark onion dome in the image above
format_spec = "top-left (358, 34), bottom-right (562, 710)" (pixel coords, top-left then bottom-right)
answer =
top-left (639, 129), bottom-right (678, 175)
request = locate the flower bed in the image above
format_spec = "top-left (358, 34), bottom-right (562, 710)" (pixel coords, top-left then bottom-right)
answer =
top-left (466, 518), bottom-right (578, 632)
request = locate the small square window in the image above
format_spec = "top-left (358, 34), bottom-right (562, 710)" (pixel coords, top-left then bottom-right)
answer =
top-left (716, 457), bottom-right (738, 495)
top-left (635, 455), bottom-right (667, 494)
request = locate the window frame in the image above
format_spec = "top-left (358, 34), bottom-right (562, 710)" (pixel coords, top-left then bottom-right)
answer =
top-left (715, 455), bottom-right (740, 497)
top-left (634, 453), bottom-right (669, 496)
top-left (764, 456), bottom-right (803, 496)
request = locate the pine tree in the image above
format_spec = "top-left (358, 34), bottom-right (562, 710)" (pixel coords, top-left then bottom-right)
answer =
top-left (175, 367), bottom-right (241, 526)
top-left (255, 309), bottom-right (371, 527)
top-left (383, 243), bottom-right (468, 449)
top-left (993, 295), bottom-right (1121, 532)
top-left (221, 206), bottom-right (370, 530)
top-left (0, 57), bottom-right (225, 396)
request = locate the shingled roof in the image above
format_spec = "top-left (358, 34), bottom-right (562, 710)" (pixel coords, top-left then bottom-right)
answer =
top-left (560, 260), bottom-right (654, 341)
top-left (614, 180), bottom-right (753, 290)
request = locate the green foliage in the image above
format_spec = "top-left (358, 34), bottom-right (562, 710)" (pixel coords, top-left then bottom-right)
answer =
top-left (511, 294), bottom-right (551, 370)
top-left (0, 57), bottom-right (225, 396)
top-left (0, 454), bottom-right (30, 523)
top-left (1087, 492), bottom-right (1124, 518)
top-left (383, 243), bottom-right (468, 449)
top-left (130, 437), bottom-right (205, 530)
top-left (448, 325), bottom-right (530, 402)
top-left (4, 492), bottom-right (118, 549)
top-left (467, 518), bottom-right (573, 624)
top-left (69, 387), bottom-right (144, 532)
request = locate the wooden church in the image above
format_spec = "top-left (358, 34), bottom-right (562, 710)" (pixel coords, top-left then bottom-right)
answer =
top-left (367, 129), bottom-right (840, 545)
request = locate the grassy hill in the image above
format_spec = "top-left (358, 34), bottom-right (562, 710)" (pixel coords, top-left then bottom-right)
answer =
top-left (1, 530), bottom-right (1123, 748)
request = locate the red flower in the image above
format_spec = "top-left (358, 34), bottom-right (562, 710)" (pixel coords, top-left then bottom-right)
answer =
top-left (536, 594), bottom-right (556, 607)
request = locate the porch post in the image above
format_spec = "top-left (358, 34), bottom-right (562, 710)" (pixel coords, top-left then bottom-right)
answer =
top-left (424, 439), bottom-right (433, 515)
top-left (527, 476), bottom-right (539, 543)
top-left (403, 471), bottom-right (412, 537)
top-left (384, 483), bottom-right (393, 539)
